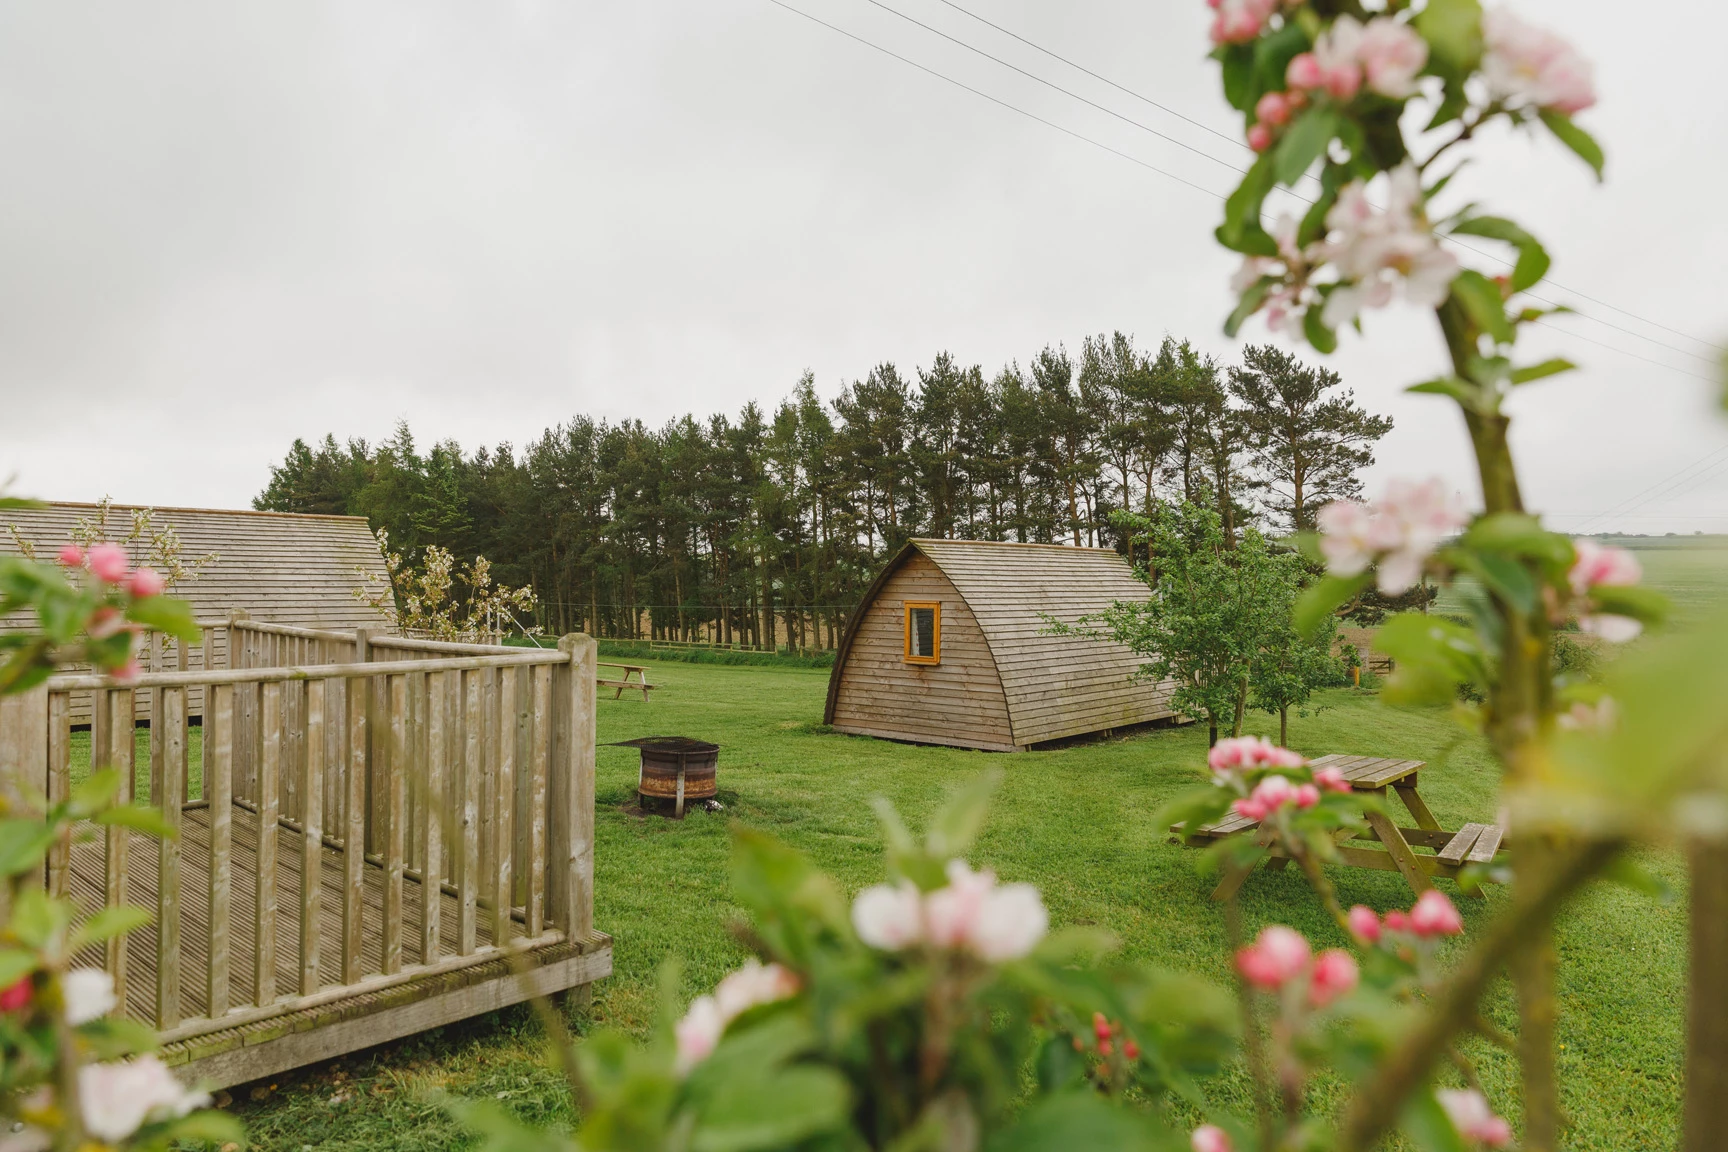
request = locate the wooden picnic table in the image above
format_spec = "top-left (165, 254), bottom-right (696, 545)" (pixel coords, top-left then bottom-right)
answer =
top-left (597, 661), bottom-right (654, 701)
top-left (1173, 754), bottom-right (1506, 901)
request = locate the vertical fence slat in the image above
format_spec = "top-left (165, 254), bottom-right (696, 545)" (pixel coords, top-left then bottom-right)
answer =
top-left (254, 682), bottom-right (281, 1008)
top-left (104, 689), bottom-right (135, 1004)
top-left (458, 671), bottom-right (480, 955)
top-left (343, 675), bottom-right (367, 984)
top-left (493, 669), bottom-right (517, 945)
top-left (155, 685), bottom-right (186, 1029)
top-left (550, 636), bottom-right (597, 940)
top-left (383, 675), bottom-right (406, 975)
top-left (46, 692), bottom-right (70, 898)
top-left (526, 666), bottom-right (549, 938)
top-left (479, 669), bottom-right (497, 941)
top-left (422, 672), bottom-right (444, 965)
top-left (207, 684), bottom-right (233, 1018)
top-left (300, 680), bottom-right (324, 996)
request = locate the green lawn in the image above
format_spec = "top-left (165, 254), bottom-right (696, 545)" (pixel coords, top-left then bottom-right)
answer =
top-left (202, 659), bottom-right (1689, 1151)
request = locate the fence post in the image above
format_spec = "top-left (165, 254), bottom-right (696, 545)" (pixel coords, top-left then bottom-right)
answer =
top-left (0, 685), bottom-right (50, 908)
top-left (549, 634), bottom-right (597, 967)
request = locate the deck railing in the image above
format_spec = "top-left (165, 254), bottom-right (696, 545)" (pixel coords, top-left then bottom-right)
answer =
top-left (0, 634), bottom-right (598, 1047)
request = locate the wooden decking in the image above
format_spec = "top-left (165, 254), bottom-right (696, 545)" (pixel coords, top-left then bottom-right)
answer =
top-left (70, 803), bottom-right (516, 1023)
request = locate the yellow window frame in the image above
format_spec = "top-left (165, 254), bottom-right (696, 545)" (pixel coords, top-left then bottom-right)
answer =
top-left (903, 601), bottom-right (941, 665)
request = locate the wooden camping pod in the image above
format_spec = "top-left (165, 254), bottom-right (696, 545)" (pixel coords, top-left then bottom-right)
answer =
top-left (823, 539), bottom-right (1181, 752)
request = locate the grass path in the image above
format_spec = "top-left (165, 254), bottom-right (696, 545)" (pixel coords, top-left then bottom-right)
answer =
top-left (223, 663), bottom-right (1684, 1150)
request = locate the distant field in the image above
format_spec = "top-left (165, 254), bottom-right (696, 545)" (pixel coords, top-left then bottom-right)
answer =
top-left (1433, 533), bottom-right (1728, 623)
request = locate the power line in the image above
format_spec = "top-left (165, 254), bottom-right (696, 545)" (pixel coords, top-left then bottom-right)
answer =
top-left (1571, 444), bottom-right (1728, 532)
top-left (855, 0), bottom-right (1244, 176)
top-left (1528, 317), bottom-right (1718, 385)
top-left (769, 0), bottom-right (1720, 380)
top-left (861, 0), bottom-right (1723, 364)
top-left (764, 0), bottom-right (1225, 201)
top-left (1602, 456), bottom-right (1728, 523)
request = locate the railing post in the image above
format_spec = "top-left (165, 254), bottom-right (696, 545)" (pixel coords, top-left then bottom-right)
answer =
top-left (549, 634), bottom-right (596, 949)
top-left (0, 684), bottom-right (50, 908)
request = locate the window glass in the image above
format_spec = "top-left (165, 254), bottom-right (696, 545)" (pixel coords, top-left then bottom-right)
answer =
top-left (910, 606), bottom-right (936, 658)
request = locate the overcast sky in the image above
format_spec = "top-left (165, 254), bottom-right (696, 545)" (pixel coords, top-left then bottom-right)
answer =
top-left (1, 1), bottom-right (1723, 534)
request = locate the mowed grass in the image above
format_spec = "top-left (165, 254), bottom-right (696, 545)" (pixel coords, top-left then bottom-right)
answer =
top-left (197, 659), bottom-right (1690, 1151)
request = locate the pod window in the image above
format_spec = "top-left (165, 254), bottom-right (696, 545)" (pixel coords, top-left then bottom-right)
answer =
top-left (903, 601), bottom-right (940, 665)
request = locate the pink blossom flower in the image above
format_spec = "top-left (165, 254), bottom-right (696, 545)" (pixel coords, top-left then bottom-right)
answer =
top-left (1191, 1124), bottom-right (1234, 1152)
top-left (0, 977), bottom-right (30, 1012)
top-left (1246, 123), bottom-right (1273, 151)
top-left (1236, 925), bottom-right (1311, 989)
top-left (1309, 16), bottom-right (1365, 100)
top-left (57, 544), bottom-right (84, 567)
top-left (1383, 909), bottom-right (1411, 933)
top-left (1409, 889), bottom-right (1464, 937)
top-left (1356, 17), bottom-right (1427, 99)
top-left (1437, 1087), bottom-right (1515, 1147)
top-left (713, 959), bottom-right (799, 1022)
top-left (86, 606), bottom-right (125, 640)
top-left (1569, 540), bottom-right (1642, 641)
top-left (86, 543), bottom-right (129, 585)
top-left (1482, 9), bottom-right (1595, 114)
top-left (126, 566), bottom-right (165, 599)
top-left (1233, 773), bottom-right (1301, 821)
top-left (852, 880), bottom-right (925, 951)
top-left (1286, 52), bottom-right (1325, 91)
top-left (1209, 736), bottom-right (1304, 777)
top-left (1319, 478), bottom-right (1466, 594)
top-left (1319, 164), bottom-right (1459, 329)
top-left (1208, 0), bottom-right (1278, 46)
top-left (112, 659), bottom-right (142, 685)
top-left (1347, 904), bottom-right (1382, 944)
top-left (1292, 783), bottom-right (1321, 810)
top-left (1314, 766), bottom-right (1350, 794)
top-left (1308, 948), bottom-right (1359, 1006)
top-left (1254, 90), bottom-right (1293, 127)
top-left (673, 994), bottom-right (724, 1075)
top-left (78, 1056), bottom-right (210, 1143)
top-left (1569, 539), bottom-right (1641, 595)
top-left (1317, 499), bottom-right (1376, 577)
top-left (924, 860), bottom-right (1048, 961)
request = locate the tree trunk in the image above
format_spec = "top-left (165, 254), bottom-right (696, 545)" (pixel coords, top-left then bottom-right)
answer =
top-left (1208, 719), bottom-right (1219, 748)
top-left (1231, 675), bottom-right (1248, 738)
top-left (1685, 835), bottom-right (1728, 1151)
top-left (1279, 705), bottom-right (1288, 747)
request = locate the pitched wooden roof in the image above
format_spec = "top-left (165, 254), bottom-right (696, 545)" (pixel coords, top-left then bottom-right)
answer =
top-left (826, 538), bottom-right (1177, 747)
top-left (1, 502), bottom-right (392, 630)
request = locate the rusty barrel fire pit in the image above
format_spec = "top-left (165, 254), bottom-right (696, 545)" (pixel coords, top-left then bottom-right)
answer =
top-left (612, 736), bottom-right (719, 818)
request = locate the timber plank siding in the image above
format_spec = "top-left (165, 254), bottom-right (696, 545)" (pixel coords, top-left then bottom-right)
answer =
top-left (825, 539), bottom-right (1180, 751)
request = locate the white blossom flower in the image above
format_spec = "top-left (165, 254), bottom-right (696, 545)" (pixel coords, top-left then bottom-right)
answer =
top-left (851, 879), bottom-right (926, 951)
top-left (1482, 9), bottom-right (1596, 114)
top-left (1318, 164), bottom-right (1459, 329)
top-left (1316, 478), bottom-right (1467, 594)
top-left (1436, 1087), bottom-right (1514, 1147)
top-left (924, 860), bottom-right (1048, 962)
top-left (61, 968), bottom-right (116, 1026)
top-left (79, 1057), bottom-right (210, 1143)
top-left (1356, 17), bottom-right (1428, 99)
top-left (712, 959), bottom-right (799, 1022)
top-left (673, 994), bottom-right (724, 1077)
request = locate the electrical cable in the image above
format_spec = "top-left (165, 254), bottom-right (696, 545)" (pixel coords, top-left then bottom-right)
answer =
top-left (1570, 444), bottom-right (1728, 532)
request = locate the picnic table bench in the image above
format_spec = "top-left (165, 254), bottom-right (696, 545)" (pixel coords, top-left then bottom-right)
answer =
top-left (1172, 755), bottom-right (1507, 901)
top-left (597, 661), bottom-right (654, 701)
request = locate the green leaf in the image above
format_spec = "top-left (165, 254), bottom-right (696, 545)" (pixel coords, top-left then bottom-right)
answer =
top-left (1223, 277), bottom-right (1275, 339)
top-left (1273, 108), bottom-right (1338, 186)
top-left (1407, 376), bottom-right (1480, 407)
top-left (926, 769), bottom-right (1000, 860)
top-left (452, 1099), bottom-right (575, 1152)
top-left (154, 1111), bottom-right (249, 1146)
top-left (1450, 215), bottom-right (1550, 291)
top-left (1414, 0), bottom-right (1483, 71)
top-left (1303, 303), bottom-right (1337, 354)
top-left (70, 904), bottom-right (152, 951)
top-left (1603, 857), bottom-right (1677, 903)
top-left (690, 1066), bottom-right (850, 1152)
top-left (1252, 21), bottom-right (1310, 100)
top-left (1217, 155), bottom-right (1277, 256)
top-left (1450, 270), bottom-right (1514, 346)
top-left (1401, 1090), bottom-right (1470, 1152)
top-left (0, 821), bottom-right (56, 877)
top-left (7, 888), bottom-right (62, 949)
top-left (1374, 613), bottom-right (1486, 705)
top-left (0, 950), bottom-right (38, 989)
top-left (1588, 583), bottom-right (1669, 626)
top-left (1218, 45), bottom-right (1256, 113)
top-left (124, 594), bottom-right (201, 643)
top-left (1511, 358), bottom-right (1577, 384)
top-left (1295, 573), bottom-right (1366, 637)
top-left (1463, 513), bottom-right (1572, 566)
top-left (94, 804), bottom-right (177, 840)
top-left (1470, 551), bottom-right (1539, 615)
top-left (1539, 109), bottom-right (1604, 179)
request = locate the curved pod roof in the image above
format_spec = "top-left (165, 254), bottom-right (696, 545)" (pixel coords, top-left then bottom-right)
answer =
top-left (824, 538), bottom-right (1178, 750)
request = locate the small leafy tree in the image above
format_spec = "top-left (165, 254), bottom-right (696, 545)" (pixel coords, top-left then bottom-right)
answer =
top-left (6, 497), bottom-right (218, 594)
top-left (356, 527), bottom-right (540, 641)
top-left (1251, 581), bottom-right (1343, 745)
top-left (1065, 502), bottom-right (1304, 746)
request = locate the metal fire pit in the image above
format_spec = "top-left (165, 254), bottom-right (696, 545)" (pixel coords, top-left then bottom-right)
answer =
top-left (610, 736), bottom-right (719, 819)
